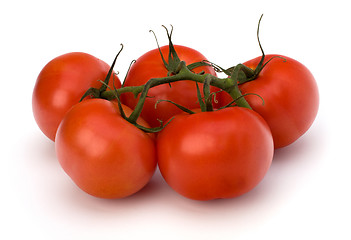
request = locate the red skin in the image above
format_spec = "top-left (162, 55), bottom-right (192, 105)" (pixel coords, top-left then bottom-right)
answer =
top-left (55, 99), bottom-right (156, 199)
top-left (220, 55), bottom-right (319, 148)
top-left (157, 107), bottom-right (273, 200)
top-left (32, 52), bottom-right (121, 141)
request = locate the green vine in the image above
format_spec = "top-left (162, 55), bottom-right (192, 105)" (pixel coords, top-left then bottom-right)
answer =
top-left (98, 61), bottom-right (252, 132)
top-left (80, 15), bottom-right (273, 132)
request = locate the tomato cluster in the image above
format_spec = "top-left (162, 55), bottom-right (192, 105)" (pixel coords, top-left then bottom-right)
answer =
top-left (32, 21), bottom-right (319, 201)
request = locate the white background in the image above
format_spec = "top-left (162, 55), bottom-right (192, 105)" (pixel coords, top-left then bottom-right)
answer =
top-left (1, 0), bottom-right (350, 239)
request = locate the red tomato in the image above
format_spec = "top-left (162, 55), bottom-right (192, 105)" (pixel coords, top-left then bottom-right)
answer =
top-left (55, 99), bottom-right (156, 199)
top-left (220, 55), bottom-right (319, 148)
top-left (157, 107), bottom-right (273, 200)
top-left (120, 45), bottom-right (217, 128)
top-left (32, 52), bottom-right (121, 141)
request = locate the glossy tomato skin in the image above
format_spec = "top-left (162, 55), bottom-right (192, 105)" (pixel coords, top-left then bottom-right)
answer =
top-left (157, 107), bottom-right (273, 201)
top-left (220, 55), bottom-right (319, 149)
top-left (120, 45), bottom-right (217, 128)
top-left (55, 99), bottom-right (156, 199)
top-left (32, 52), bottom-right (121, 142)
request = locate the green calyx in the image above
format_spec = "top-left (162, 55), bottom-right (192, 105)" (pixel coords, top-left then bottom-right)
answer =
top-left (150, 25), bottom-right (181, 75)
top-left (149, 25), bottom-right (212, 75)
top-left (80, 44), bottom-right (124, 101)
top-left (207, 14), bottom-right (286, 85)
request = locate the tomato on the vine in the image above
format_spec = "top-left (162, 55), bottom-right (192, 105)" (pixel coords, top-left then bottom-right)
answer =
top-left (32, 52), bottom-right (121, 141)
top-left (55, 99), bottom-right (156, 199)
top-left (157, 107), bottom-right (273, 200)
top-left (120, 45), bottom-right (217, 128)
top-left (220, 55), bottom-right (319, 148)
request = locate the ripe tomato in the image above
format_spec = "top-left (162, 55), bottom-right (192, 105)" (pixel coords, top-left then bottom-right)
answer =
top-left (220, 55), bottom-right (319, 148)
top-left (55, 99), bottom-right (156, 199)
top-left (120, 45), bottom-right (217, 128)
top-left (32, 52), bottom-right (121, 141)
top-left (157, 107), bottom-right (273, 200)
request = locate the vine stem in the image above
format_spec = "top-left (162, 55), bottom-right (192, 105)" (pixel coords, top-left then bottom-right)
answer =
top-left (101, 61), bottom-right (252, 125)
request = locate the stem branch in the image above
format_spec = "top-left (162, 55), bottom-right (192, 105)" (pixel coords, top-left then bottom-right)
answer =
top-left (101, 61), bottom-right (252, 124)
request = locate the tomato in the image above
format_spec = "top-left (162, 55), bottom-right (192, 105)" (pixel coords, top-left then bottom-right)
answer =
top-left (120, 45), bottom-right (217, 128)
top-left (55, 99), bottom-right (156, 199)
top-left (157, 107), bottom-right (273, 200)
top-left (220, 55), bottom-right (319, 149)
top-left (32, 52), bottom-right (121, 141)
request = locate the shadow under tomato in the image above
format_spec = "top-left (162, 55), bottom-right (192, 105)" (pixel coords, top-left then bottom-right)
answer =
top-left (125, 167), bottom-right (166, 200)
top-left (22, 131), bottom-right (58, 171)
